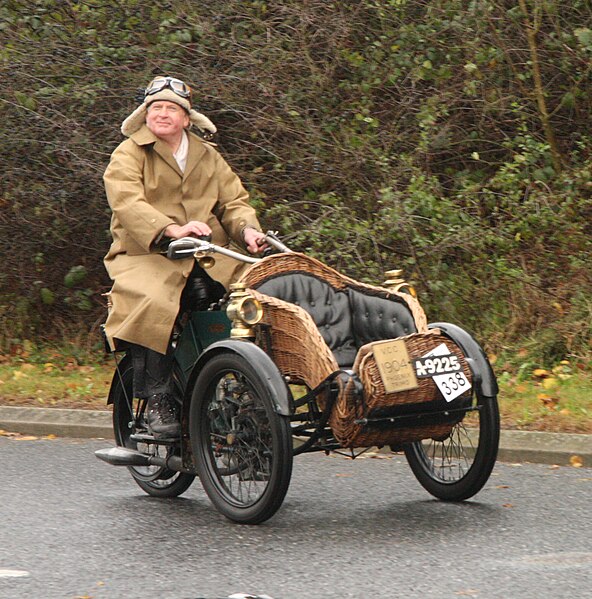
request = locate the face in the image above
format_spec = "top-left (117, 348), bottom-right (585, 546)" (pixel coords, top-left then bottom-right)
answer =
top-left (145, 100), bottom-right (189, 140)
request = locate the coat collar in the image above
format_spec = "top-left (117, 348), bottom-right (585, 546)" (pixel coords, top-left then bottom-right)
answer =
top-left (131, 125), bottom-right (207, 179)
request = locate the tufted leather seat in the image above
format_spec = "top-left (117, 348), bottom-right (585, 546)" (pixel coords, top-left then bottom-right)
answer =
top-left (256, 273), bottom-right (417, 367)
top-left (348, 288), bottom-right (417, 347)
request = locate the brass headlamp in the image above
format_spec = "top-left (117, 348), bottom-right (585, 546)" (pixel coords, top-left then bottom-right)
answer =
top-left (226, 282), bottom-right (264, 339)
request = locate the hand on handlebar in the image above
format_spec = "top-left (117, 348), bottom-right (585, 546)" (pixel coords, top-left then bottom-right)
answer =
top-left (243, 228), bottom-right (269, 254)
top-left (165, 221), bottom-right (212, 240)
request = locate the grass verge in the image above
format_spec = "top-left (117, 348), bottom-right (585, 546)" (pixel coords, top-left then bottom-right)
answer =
top-left (0, 355), bottom-right (590, 434)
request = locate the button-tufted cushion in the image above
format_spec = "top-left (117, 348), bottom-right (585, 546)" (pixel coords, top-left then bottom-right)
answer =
top-left (255, 274), bottom-right (358, 366)
top-left (349, 288), bottom-right (417, 346)
top-left (254, 273), bottom-right (417, 368)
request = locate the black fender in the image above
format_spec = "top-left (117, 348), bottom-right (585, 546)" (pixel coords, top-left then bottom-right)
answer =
top-left (184, 339), bottom-right (294, 416)
top-left (428, 322), bottom-right (498, 399)
top-left (106, 352), bottom-right (131, 406)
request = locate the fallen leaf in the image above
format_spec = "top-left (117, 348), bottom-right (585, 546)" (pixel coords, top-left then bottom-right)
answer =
top-left (569, 455), bottom-right (583, 468)
top-left (15, 435), bottom-right (38, 441)
top-left (515, 384), bottom-right (528, 393)
top-left (21, 363), bottom-right (35, 371)
top-left (548, 464), bottom-right (561, 470)
top-left (542, 377), bottom-right (559, 390)
top-left (43, 434), bottom-right (58, 440)
top-left (335, 473), bottom-right (353, 477)
top-left (502, 503), bottom-right (514, 508)
top-left (495, 485), bottom-right (510, 489)
top-left (533, 368), bottom-right (550, 378)
top-left (538, 393), bottom-right (559, 408)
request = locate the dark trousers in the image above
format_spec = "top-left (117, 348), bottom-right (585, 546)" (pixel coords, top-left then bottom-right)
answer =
top-left (130, 343), bottom-right (175, 399)
top-left (129, 261), bottom-right (225, 399)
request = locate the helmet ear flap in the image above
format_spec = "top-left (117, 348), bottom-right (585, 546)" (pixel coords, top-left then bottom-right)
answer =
top-left (189, 110), bottom-right (217, 136)
top-left (121, 103), bottom-right (148, 137)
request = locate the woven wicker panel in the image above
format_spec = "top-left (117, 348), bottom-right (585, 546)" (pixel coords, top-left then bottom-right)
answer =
top-left (249, 289), bottom-right (338, 394)
top-left (330, 331), bottom-right (473, 448)
top-left (240, 252), bottom-right (428, 332)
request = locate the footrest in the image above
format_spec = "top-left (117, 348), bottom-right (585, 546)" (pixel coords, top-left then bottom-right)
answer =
top-left (130, 433), bottom-right (178, 446)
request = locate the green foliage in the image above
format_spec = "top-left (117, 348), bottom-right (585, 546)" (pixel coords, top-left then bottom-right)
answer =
top-left (0, 0), bottom-right (590, 364)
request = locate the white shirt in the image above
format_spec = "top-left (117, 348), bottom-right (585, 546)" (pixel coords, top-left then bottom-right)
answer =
top-left (173, 130), bottom-right (189, 173)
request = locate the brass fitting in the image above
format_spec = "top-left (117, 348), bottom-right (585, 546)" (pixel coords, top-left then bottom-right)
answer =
top-left (383, 269), bottom-right (417, 297)
top-left (226, 283), bottom-right (263, 339)
top-left (194, 251), bottom-right (215, 269)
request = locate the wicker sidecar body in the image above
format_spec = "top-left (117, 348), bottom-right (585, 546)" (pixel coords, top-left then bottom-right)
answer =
top-left (96, 247), bottom-right (499, 524)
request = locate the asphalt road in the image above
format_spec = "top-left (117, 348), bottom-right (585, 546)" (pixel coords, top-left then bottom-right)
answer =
top-left (1, 437), bottom-right (591, 599)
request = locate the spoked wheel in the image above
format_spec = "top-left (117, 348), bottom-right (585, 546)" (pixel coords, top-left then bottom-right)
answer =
top-left (404, 391), bottom-right (500, 501)
top-left (190, 352), bottom-right (293, 524)
top-left (110, 356), bottom-right (195, 498)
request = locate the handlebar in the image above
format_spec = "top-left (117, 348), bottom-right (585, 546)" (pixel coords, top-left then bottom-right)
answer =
top-left (166, 231), bottom-right (292, 263)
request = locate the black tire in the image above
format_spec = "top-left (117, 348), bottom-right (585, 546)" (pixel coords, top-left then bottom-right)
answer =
top-left (404, 390), bottom-right (500, 501)
top-left (110, 356), bottom-right (195, 498)
top-left (190, 352), bottom-right (293, 524)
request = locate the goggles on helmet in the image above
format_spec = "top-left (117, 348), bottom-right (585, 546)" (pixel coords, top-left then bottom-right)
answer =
top-left (144, 76), bottom-right (192, 100)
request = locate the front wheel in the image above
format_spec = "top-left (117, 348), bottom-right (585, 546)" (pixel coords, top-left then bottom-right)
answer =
top-left (404, 391), bottom-right (500, 501)
top-left (110, 355), bottom-right (196, 498)
top-left (190, 352), bottom-right (293, 524)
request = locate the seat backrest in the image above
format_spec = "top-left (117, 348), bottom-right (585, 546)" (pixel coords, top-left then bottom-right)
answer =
top-left (348, 288), bottom-right (417, 346)
top-left (241, 252), bottom-right (425, 368)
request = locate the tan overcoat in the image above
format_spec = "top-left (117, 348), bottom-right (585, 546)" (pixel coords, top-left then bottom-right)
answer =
top-left (103, 124), bottom-right (261, 354)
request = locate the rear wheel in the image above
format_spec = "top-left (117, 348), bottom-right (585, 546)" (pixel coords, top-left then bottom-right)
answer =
top-left (404, 390), bottom-right (500, 501)
top-left (110, 356), bottom-right (195, 498)
top-left (190, 352), bottom-right (293, 524)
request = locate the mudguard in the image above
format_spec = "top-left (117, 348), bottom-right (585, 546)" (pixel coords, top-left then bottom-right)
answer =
top-left (106, 353), bottom-right (131, 406)
top-left (185, 339), bottom-right (294, 416)
top-left (429, 322), bottom-right (499, 399)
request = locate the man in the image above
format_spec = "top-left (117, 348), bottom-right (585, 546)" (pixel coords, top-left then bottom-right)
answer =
top-left (103, 76), bottom-right (267, 438)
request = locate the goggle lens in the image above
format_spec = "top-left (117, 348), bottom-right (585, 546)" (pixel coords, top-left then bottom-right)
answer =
top-left (145, 77), bottom-right (191, 99)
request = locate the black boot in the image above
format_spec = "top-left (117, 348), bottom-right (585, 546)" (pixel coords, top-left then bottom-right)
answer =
top-left (146, 393), bottom-right (181, 439)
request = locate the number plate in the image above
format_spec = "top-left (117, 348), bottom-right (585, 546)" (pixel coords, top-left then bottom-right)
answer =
top-left (416, 343), bottom-right (472, 402)
top-left (372, 339), bottom-right (419, 394)
top-left (413, 354), bottom-right (462, 378)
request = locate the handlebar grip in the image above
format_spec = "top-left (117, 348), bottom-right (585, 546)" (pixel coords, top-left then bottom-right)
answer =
top-left (194, 234), bottom-right (212, 243)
